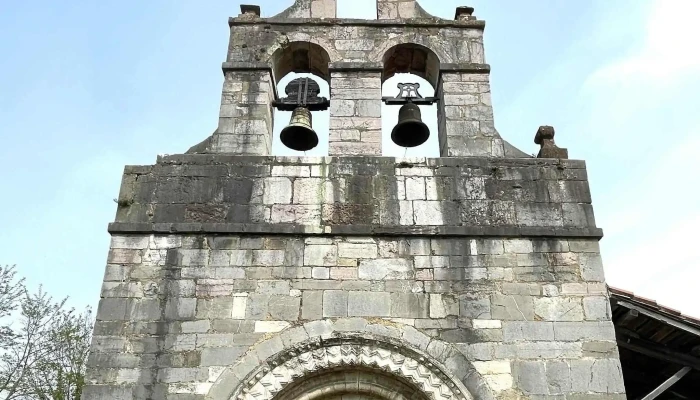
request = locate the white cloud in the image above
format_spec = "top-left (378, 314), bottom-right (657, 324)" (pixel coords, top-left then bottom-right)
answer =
top-left (606, 212), bottom-right (700, 315)
top-left (586, 0), bottom-right (700, 85)
top-left (602, 132), bottom-right (700, 316)
top-left (566, 1), bottom-right (700, 316)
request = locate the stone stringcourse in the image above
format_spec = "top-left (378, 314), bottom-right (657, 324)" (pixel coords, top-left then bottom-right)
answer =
top-left (82, 1), bottom-right (626, 399)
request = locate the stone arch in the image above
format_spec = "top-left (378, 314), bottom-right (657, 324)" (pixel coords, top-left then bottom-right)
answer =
top-left (269, 39), bottom-right (338, 83)
top-left (274, 367), bottom-right (430, 400)
top-left (206, 319), bottom-right (496, 400)
top-left (373, 40), bottom-right (447, 89)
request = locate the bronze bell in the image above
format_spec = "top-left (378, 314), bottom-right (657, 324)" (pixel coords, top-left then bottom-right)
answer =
top-left (280, 107), bottom-right (319, 152)
top-left (391, 102), bottom-right (430, 148)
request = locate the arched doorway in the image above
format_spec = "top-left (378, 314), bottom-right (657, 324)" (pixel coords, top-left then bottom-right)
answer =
top-left (229, 339), bottom-right (473, 400)
top-left (274, 367), bottom-right (430, 400)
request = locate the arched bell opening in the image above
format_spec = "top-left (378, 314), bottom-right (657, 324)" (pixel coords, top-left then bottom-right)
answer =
top-left (271, 42), bottom-right (332, 156)
top-left (382, 43), bottom-right (440, 89)
top-left (381, 43), bottom-right (441, 157)
top-left (273, 366), bottom-right (431, 400)
top-left (271, 41), bottom-right (332, 85)
top-left (381, 74), bottom-right (440, 157)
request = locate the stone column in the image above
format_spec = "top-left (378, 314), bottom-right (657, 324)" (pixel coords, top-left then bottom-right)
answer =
top-left (209, 67), bottom-right (275, 155)
top-left (328, 64), bottom-right (382, 156)
top-left (437, 69), bottom-right (505, 157)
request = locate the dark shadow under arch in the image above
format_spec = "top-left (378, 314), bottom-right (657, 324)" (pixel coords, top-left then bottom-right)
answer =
top-left (272, 41), bottom-right (332, 84)
top-left (382, 43), bottom-right (441, 89)
top-left (274, 366), bottom-right (430, 400)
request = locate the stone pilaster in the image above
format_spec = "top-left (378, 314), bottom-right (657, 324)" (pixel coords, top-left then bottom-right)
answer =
top-left (376, 0), bottom-right (428, 19)
top-left (328, 67), bottom-right (382, 156)
top-left (209, 69), bottom-right (275, 155)
top-left (273, 0), bottom-right (337, 19)
top-left (438, 71), bottom-right (505, 157)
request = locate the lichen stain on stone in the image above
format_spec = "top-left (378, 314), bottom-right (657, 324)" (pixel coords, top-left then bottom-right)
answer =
top-left (327, 204), bottom-right (374, 225)
top-left (184, 205), bottom-right (227, 223)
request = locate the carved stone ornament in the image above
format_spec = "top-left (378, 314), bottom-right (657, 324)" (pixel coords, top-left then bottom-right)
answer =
top-left (382, 82), bottom-right (440, 106)
top-left (273, 77), bottom-right (330, 112)
top-left (233, 338), bottom-right (473, 400)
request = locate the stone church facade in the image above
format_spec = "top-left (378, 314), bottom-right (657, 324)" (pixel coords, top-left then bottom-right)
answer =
top-left (83, 1), bottom-right (627, 399)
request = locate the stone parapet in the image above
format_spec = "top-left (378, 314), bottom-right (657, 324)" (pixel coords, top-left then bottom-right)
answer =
top-left (113, 156), bottom-right (596, 235)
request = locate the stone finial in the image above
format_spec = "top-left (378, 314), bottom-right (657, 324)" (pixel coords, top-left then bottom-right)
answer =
top-left (239, 4), bottom-right (261, 18)
top-left (535, 126), bottom-right (569, 159)
top-left (455, 6), bottom-right (475, 21)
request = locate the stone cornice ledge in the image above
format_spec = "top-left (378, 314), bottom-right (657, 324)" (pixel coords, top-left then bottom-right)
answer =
top-left (108, 222), bottom-right (604, 239)
top-left (228, 17), bottom-right (486, 30)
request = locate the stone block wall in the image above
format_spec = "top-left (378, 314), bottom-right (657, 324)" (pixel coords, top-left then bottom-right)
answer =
top-left (328, 69), bottom-right (382, 156)
top-left (200, 70), bottom-right (274, 155)
top-left (112, 155), bottom-right (598, 235)
top-left (438, 71), bottom-right (503, 157)
top-left (85, 232), bottom-right (624, 399)
top-left (84, 155), bottom-right (626, 399)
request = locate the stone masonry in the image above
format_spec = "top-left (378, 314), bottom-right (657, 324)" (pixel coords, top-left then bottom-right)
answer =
top-left (83, 1), bottom-right (626, 399)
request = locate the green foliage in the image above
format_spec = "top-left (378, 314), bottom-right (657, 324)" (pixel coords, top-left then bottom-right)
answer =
top-left (0, 265), bottom-right (93, 400)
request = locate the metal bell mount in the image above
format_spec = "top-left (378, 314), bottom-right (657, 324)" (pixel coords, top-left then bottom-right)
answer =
top-left (382, 83), bottom-right (439, 148)
top-left (273, 77), bottom-right (330, 152)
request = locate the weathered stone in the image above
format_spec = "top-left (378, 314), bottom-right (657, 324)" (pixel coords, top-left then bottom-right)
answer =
top-left (304, 245), bottom-right (338, 266)
top-left (390, 293), bottom-right (429, 318)
top-left (358, 259), bottom-right (413, 280)
top-left (503, 321), bottom-right (554, 342)
top-left (347, 292), bottom-right (390, 317)
top-left (165, 298), bottom-right (196, 320)
top-left (546, 360), bottom-right (572, 394)
top-left (254, 321), bottom-right (290, 333)
top-left (583, 341), bottom-right (618, 358)
top-left (491, 294), bottom-right (534, 320)
top-left (553, 321), bottom-right (616, 341)
top-left (262, 178), bottom-right (292, 204)
top-left (337, 242), bottom-right (378, 259)
top-left (302, 291), bottom-right (323, 320)
top-left (201, 347), bottom-right (247, 366)
top-left (583, 296), bottom-right (611, 320)
top-left (513, 360), bottom-right (547, 395)
top-left (430, 294), bottom-right (459, 318)
top-left (268, 296), bottom-right (300, 321)
top-left (323, 290), bottom-right (348, 317)
top-left (534, 297), bottom-right (583, 321)
top-left (460, 297), bottom-right (491, 319)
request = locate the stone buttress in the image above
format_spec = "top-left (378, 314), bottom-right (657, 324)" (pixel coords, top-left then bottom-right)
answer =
top-left (83, 1), bottom-right (627, 399)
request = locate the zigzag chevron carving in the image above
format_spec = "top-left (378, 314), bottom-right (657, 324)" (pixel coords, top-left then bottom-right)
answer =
top-left (236, 343), bottom-right (470, 400)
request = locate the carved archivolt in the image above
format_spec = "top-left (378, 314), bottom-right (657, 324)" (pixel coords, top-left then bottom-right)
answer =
top-left (234, 338), bottom-right (472, 400)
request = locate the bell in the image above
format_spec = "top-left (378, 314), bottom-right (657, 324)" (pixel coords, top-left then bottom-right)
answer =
top-left (280, 107), bottom-right (319, 152)
top-left (391, 102), bottom-right (430, 148)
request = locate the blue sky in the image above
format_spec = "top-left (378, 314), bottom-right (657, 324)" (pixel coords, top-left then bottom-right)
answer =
top-left (1, 0), bottom-right (698, 315)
